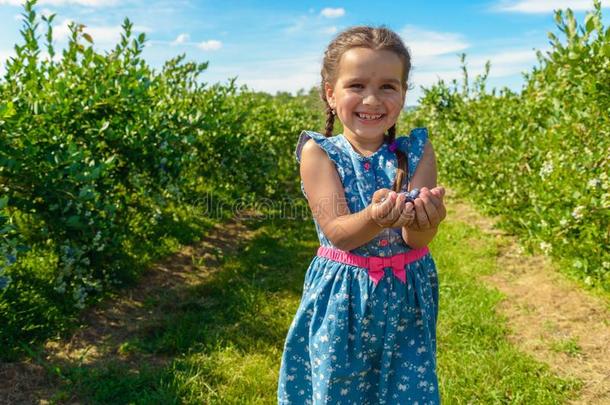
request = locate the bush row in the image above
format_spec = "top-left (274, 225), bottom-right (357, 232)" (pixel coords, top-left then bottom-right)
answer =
top-left (402, 0), bottom-right (609, 290)
top-left (0, 1), bottom-right (320, 360)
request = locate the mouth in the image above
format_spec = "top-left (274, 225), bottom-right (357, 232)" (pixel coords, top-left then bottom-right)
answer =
top-left (355, 112), bottom-right (385, 121)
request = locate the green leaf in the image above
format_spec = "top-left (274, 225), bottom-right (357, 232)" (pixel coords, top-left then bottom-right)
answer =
top-left (82, 32), bottom-right (93, 43)
top-left (104, 155), bottom-right (117, 165)
top-left (66, 215), bottom-right (84, 229)
top-left (0, 102), bottom-right (16, 119)
top-left (584, 13), bottom-right (596, 34)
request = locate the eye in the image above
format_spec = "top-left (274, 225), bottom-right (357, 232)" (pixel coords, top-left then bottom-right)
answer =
top-left (349, 83), bottom-right (364, 89)
top-left (382, 84), bottom-right (397, 90)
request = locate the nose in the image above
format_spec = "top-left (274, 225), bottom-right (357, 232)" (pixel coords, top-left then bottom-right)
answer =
top-left (362, 90), bottom-right (381, 106)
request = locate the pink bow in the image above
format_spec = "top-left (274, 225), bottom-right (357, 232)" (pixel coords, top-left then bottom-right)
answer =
top-left (368, 255), bottom-right (407, 285)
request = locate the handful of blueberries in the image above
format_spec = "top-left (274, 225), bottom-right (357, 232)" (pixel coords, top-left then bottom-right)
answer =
top-left (380, 188), bottom-right (420, 203)
top-left (402, 188), bottom-right (421, 203)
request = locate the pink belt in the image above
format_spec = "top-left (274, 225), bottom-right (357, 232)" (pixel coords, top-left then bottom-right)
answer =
top-left (316, 246), bottom-right (430, 286)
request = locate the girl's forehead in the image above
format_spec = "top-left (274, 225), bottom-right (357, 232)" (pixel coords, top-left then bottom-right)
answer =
top-left (336, 47), bottom-right (403, 79)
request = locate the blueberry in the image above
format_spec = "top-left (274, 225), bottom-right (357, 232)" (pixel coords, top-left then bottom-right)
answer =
top-left (407, 188), bottom-right (420, 200)
top-left (380, 188), bottom-right (421, 204)
top-left (399, 188), bottom-right (420, 203)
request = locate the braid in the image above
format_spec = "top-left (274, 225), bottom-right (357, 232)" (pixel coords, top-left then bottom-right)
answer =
top-left (387, 124), bottom-right (396, 139)
top-left (388, 124), bottom-right (409, 193)
top-left (324, 105), bottom-right (335, 137)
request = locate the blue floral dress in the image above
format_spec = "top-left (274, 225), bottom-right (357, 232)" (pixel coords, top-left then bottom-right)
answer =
top-left (277, 128), bottom-right (440, 405)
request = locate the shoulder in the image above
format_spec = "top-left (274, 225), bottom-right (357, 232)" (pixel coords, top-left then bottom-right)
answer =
top-left (295, 130), bottom-right (343, 164)
top-left (300, 137), bottom-right (332, 165)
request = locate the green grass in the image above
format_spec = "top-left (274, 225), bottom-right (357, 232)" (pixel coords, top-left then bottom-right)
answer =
top-left (549, 337), bottom-right (583, 358)
top-left (44, 206), bottom-right (581, 404)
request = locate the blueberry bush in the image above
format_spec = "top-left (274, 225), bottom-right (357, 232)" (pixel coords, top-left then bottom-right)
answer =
top-left (0, 0), bottom-right (319, 360)
top-left (402, 0), bottom-right (609, 290)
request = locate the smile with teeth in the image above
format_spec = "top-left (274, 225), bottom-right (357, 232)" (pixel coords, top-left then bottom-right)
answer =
top-left (356, 112), bottom-right (384, 121)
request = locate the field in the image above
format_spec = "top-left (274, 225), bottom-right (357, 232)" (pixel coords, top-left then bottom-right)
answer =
top-left (1, 0), bottom-right (608, 403)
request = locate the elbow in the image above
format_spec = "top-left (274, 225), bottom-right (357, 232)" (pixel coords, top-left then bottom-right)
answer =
top-left (405, 240), bottom-right (426, 250)
top-left (329, 234), bottom-right (353, 252)
top-left (404, 237), bottom-right (427, 250)
top-left (326, 218), bottom-right (356, 252)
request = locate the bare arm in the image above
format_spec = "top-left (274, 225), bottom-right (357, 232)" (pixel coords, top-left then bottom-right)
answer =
top-left (402, 139), bottom-right (442, 248)
top-left (300, 139), bottom-right (387, 251)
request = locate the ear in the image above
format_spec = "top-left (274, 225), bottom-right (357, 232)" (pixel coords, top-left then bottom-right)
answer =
top-left (324, 81), bottom-right (336, 109)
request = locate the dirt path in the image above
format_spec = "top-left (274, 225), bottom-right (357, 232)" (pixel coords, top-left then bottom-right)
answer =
top-left (445, 188), bottom-right (610, 404)
top-left (0, 211), bottom-right (259, 404)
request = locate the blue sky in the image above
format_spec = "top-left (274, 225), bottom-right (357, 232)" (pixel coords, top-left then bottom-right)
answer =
top-left (1, 0), bottom-right (609, 105)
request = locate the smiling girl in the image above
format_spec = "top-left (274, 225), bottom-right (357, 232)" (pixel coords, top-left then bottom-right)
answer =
top-left (277, 26), bottom-right (447, 404)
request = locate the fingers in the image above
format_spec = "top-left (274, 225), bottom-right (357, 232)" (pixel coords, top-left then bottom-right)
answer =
top-left (371, 190), bottom-right (397, 226)
top-left (434, 186), bottom-right (445, 199)
top-left (391, 201), bottom-right (415, 227)
top-left (387, 192), bottom-right (406, 223)
top-left (425, 187), bottom-right (447, 224)
top-left (372, 188), bottom-right (391, 204)
top-left (372, 186), bottom-right (448, 230)
top-left (421, 189), bottom-right (441, 227)
top-left (413, 197), bottom-right (430, 229)
top-left (380, 191), bottom-right (397, 215)
top-left (410, 187), bottom-right (447, 229)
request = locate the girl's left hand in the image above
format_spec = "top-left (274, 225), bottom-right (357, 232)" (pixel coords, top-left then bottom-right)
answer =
top-left (406, 186), bottom-right (446, 231)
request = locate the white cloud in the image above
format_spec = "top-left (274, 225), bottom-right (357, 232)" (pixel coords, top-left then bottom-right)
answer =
top-left (322, 26), bottom-right (338, 35)
top-left (470, 49), bottom-right (540, 70)
top-left (409, 47), bottom-right (549, 96)
top-left (54, 19), bottom-right (121, 43)
top-left (0, 0), bottom-right (120, 6)
top-left (0, 49), bottom-right (13, 64)
top-left (52, 19), bottom-right (150, 45)
top-left (320, 7), bottom-right (345, 18)
top-left (493, 0), bottom-right (610, 13)
top-left (171, 33), bottom-right (189, 45)
top-left (399, 26), bottom-right (470, 59)
top-left (40, 8), bottom-right (55, 17)
top-left (284, 15), bottom-right (308, 34)
top-left (206, 53), bottom-right (321, 95)
top-left (198, 39), bottom-right (222, 51)
top-left (236, 72), bottom-right (318, 95)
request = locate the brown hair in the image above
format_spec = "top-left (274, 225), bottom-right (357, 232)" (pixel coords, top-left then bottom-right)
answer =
top-left (320, 26), bottom-right (411, 193)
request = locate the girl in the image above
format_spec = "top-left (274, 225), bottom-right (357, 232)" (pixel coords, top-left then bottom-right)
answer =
top-left (278, 26), bottom-right (447, 404)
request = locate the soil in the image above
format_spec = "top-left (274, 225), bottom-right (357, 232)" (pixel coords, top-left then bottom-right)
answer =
top-left (445, 188), bottom-right (610, 405)
top-left (0, 211), bottom-right (259, 405)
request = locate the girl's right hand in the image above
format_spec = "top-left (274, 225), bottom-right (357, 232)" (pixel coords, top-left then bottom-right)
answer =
top-left (369, 188), bottom-right (414, 228)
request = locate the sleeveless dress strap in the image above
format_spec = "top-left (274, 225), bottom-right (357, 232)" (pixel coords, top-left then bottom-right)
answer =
top-left (295, 130), bottom-right (346, 199)
top-left (295, 130), bottom-right (343, 166)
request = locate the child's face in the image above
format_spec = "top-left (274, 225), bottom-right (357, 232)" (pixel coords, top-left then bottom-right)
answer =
top-left (325, 47), bottom-right (406, 141)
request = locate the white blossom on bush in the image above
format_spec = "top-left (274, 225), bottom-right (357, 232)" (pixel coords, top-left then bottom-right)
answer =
top-left (539, 161), bottom-right (554, 179)
top-left (571, 205), bottom-right (585, 220)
